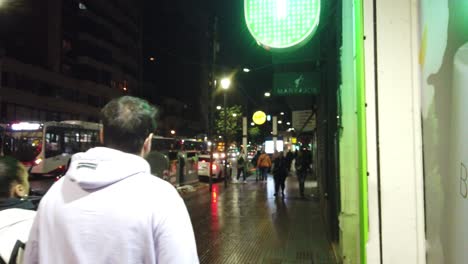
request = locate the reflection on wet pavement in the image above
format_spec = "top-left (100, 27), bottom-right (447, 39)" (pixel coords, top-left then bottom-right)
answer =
top-left (184, 174), bottom-right (337, 264)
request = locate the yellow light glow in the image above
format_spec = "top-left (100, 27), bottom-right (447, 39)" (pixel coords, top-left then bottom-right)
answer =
top-left (252, 111), bottom-right (267, 125)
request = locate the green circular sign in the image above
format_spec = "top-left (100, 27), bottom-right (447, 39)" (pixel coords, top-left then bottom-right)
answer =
top-left (245, 0), bottom-right (321, 50)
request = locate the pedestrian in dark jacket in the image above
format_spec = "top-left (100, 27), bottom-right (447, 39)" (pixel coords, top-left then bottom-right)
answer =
top-left (236, 152), bottom-right (246, 182)
top-left (285, 150), bottom-right (294, 172)
top-left (251, 151), bottom-right (261, 181)
top-left (295, 148), bottom-right (311, 198)
top-left (273, 152), bottom-right (288, 198)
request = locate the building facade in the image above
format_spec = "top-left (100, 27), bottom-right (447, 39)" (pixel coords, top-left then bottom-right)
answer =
top-left (0, 0), bottom-right (142, 122)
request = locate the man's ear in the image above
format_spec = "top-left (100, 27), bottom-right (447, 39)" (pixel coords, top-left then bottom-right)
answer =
top-left (141, 133), bottom-right (153, 157)
top-left (13, 183), bottom-right (27, 198)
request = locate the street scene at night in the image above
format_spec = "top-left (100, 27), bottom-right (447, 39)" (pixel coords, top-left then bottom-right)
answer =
top-left (1, 0), bottom-right (468, 263)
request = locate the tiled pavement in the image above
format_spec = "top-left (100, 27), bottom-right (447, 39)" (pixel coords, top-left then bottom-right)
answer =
top-left (182, 174), bottom-right (338, 264)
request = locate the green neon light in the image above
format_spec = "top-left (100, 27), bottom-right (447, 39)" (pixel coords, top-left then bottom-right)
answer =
top-left (355, 0), bottom-right (368, 262)
top-left (244, 0), bottom-right (321, 49)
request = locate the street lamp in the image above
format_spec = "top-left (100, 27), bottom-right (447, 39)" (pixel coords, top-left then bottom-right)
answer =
top-left (170, 130), bottom-right (176, 135)
top-left (280, 112), bottom-right (284, 115)
top-left (220, 77), bottom-right (231, 185)
top-left (264, 92), bottom-right (271, 97)
top-left (221, 78), bottom-right (231, 90)
top-left (232, 113), bottom-right (237, 117)
top-left (251, 122), bottom-right (255, 126)
top-left (216, 105), bottom-right (222, 110)
top-left (243, 68), bottom-right (250, 73)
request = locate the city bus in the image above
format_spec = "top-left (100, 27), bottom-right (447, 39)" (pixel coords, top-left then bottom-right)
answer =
top-left (1, 121), bottom-right (101, 177)
top-left (147, 137), bottom-right (206, 186)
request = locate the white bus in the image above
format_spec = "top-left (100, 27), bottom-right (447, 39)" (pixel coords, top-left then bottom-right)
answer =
top-left (1, 121), bottom-right (101, 177)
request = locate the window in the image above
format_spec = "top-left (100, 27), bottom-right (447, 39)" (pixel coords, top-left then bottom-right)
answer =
top-left (45, 129), bottom-right (62, 158)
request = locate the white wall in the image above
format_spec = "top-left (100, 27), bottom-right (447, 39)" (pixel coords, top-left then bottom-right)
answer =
top-left (372, 0), bottom-right (426, 263)
top-left (362, 0), bottom-right (380, 262)
top-left (420, 0), bottom-right (468, 263)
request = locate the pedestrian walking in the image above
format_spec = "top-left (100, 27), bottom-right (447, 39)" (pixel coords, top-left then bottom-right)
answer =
top-left (295, 148), bottom-right (311, 198)
top-left (0, 156), bottom-right (36, 264)
top-left (24, 96), bottom-right (199, 264)
top-left (286, 150), bottom-right (294, 172)
top-left (257, 151), bottom-right (272, 181)
top-left (273, 152), bottom-right (288, 198)
top-left (252, 150), bottom-right (261, 181)
top-left (236, 152), bottom-right (246, 183)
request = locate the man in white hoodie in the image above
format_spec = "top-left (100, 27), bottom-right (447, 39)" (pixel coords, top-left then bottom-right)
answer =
top-left (24, 96), bottom-right (199, 264)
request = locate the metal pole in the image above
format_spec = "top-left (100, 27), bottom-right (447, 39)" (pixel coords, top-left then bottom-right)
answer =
top-left (223, 92), bottom-right (228, 187)
top-left (208, 16), bottom-right (218, 193)
top-left (273, 115), bottom-right (278, 152)
top-left (242, 116), bottom-right (247, 156)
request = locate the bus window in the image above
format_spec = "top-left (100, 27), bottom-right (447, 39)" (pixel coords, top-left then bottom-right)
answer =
top-left (45, 130), bottom-right (62, 158)
top-left (63, 130), bottom-right (80, 154)
top-left (3, 133), bottom-right (42, 162)
top-left (79, 130), bottom-right (99, 151)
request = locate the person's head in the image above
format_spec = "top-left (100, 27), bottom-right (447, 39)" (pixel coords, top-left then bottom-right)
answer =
top-left (0, 156), bottom-right (30, 199)
top-left (100, 96), bottom-right (158, 156)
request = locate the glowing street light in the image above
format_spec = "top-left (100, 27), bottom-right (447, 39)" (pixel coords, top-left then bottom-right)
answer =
top-left (243, 68), bottom-right (250, 73)
top-left (278, 120), bottom-right (283, 124)
top-left (232, 113), bottom-right (237, 117)
top-left (264, 92), bottom-right (271, 97)
top-left (220, 77), bottom-right (231, 184)
top-left (286, 121), bottom-right (291, 126)
top-left (149, 57), bottom-right (155, 61)
top-left (221, 78), bottom-right (231, 90)
top-left (216, 105), bottom-right (222, 110)
top-left (170, 130), bottom-right (176, 135)
top-left (251, 122), bottom-right (255, 126)
top-left (280, 112), bottom-right (285, 115)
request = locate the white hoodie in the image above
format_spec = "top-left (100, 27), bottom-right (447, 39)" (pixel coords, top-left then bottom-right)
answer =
top-left (0, 209), bottom-right (36, 263)
top-left (23, 147), bottom-right (199, 264)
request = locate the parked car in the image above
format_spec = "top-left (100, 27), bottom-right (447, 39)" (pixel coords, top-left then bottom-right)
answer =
top-left (198, 154), bottom-right (224, 179)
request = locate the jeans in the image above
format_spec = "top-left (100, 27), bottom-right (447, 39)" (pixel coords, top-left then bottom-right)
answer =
top-left (259, 167), bottom-right (268, 181)
top-left (237, 166), bottom-right (246, 181)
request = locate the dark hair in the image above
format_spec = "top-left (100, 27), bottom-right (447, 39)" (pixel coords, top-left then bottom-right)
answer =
top-left (100, 96), bottom-right (158, 154)
top-left (0, 156), bottom-right (26, 198)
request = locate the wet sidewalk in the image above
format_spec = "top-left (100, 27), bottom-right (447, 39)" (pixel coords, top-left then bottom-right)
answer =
top-left (183, 174), bottom-right (338, 264)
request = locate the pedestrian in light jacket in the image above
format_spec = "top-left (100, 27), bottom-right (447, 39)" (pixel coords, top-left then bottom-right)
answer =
top-left (257, 151), bottom-right (271, 181)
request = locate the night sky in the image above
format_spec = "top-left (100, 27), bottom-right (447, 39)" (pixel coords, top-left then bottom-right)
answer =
top-left (142, 0), bottom-right (275, 115)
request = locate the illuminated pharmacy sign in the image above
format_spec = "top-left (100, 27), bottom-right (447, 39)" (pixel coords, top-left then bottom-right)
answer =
top-left (245, 0), bottom-right (321, 50)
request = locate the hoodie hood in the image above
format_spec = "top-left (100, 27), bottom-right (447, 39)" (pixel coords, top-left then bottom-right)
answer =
top-left (66, 147), bottom-right (151, 190)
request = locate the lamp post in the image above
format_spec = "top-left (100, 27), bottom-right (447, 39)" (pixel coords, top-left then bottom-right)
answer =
top-left (221, 78), bottom-right (231, 185)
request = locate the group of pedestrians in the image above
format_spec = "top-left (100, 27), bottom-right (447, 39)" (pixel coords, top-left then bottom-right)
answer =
top-left (249, 148), bottom-right (312, 199)
top-left (0, 96), bottom-right (199, 264)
